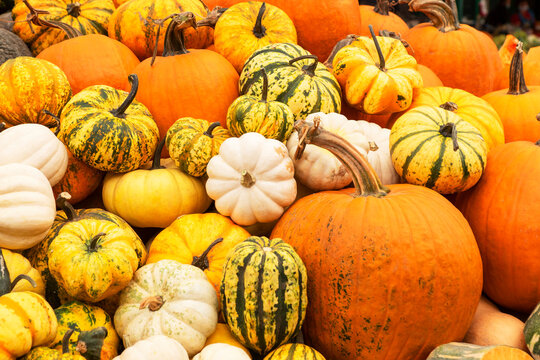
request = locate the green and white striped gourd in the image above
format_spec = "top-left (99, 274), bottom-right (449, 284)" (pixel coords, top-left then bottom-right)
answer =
top-left (427, 342), bottom-right (533, 359)
top-left (525, 302), bottom-right (540, 359)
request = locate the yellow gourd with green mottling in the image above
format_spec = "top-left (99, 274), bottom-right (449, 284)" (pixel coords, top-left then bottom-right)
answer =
top-left (1, 248), bottom-right (45, 296)
top-left (23, 329), bottom-right (86, 360)
top-left (264, 343), bottom-right (326, 360)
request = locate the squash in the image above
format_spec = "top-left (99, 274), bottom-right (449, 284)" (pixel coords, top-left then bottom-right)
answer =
top-left (59, 74), bottom-right (159, 173)
top-left (102, 138), bottom-right (211, 228)
top-left (165, 118), bottom-right (230, 177)
top-left (214, 1), bottom-right (297, 72)
top-left (524, 301), bottom-right (540, 359)
top-left (264, 343), bottom-right (326, 360)
top-left (204, 324), bottom-right (251, 358)
top-left (0, 122), bottom-right (68, 186)
top-left (112, 335), bottom-right (188, 360)
top-left (221, 236), bottom-right (307, 355)
top-left (0, 163), bottom-right (56, 250)
top-left (426, 343), bottom-right (532, 360)
top-left (0, 248), bottom-right (45, 296)
top-left (114, 260), bottom-right (218, 357)
top-left (227, 69), bottom-right (294, 141)
top-left (0, 56), bottom-right (71, 128)
top-left (358, 0), bottom-right (408, 37)
top-left (0, 27), bottom-right (32, 65)
top-left (23, 329), bottom-right (87, 359)
top-left (193, 343), bottom-right (251, 360)
top-left (205, 132), bottom-right (297, 226)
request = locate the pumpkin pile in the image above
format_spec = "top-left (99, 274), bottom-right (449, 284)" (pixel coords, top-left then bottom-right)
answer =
top-left (1, 0), bottom-right (539, 359)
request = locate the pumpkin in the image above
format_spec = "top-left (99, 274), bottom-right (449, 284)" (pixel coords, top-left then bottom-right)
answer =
top-left (193, 343), bottom-right (251, 360)
top-left (37, 33), bottom-right (140, 95)
top-left (205, 132), bottom-right (297, 226)
top-left (204, 324), bottom-right (251, 358)
top-left (426, 343), bottom-right (532, 360)
top-left (417, 64), bottom-right (443, 87)
top-left (12, 0), bottom-right (115, 55)
top-left (0, 122), bottom-right (68, 186)
top-left (213, 1), bottom-right (296, 72)
top-left (0, 27), bottom-right (32, 65)
top-left (401, 0), bottom-right (501, 96)
top-left (146, 213), bottom-right (250, 296)
top-left (227, 69), bottom-right (294, 141)
top-left (23, 329), bottom-right (87, 360)
top-left (264, 343), bottom-right (326, 360)
top-left (482, 42), bottom-right (540, 143)
top-left (332, 25), bottom-right (422, 115)
top-left (524, 302), bottom-right (540, 358)
top-left (112, 335), bottom-right (188, 360)
top-left (240, 43), bottom-right (341, 120)
top-left (0, 163), bottom-right (56, 250)
top-left (523, 46), bottom-right (540, 86)
top-left (0, 56), bottom-right (71, 128)
top-left (114, 260), bottom-right (218, 357)
top-left (455, 141), bottom-right (540, 313)
top-left (165, 118), bottom-right (230, 177)
top-left (221, 236), bottom-right (307, 355)
top-left (59, 74), bottom-right (159, 173)
top-left (357, 0), bottom-right (408, 37)
top-left (133, 13), bottom-right (239, 136)
top-left (286, 112), bottom-right (369, 190)
top-left (271, 119), bottom-right (483, 360)
top-left (493, 34), bottom-right (523, 91)
top-left (0, 248), bottom-right (45, 296)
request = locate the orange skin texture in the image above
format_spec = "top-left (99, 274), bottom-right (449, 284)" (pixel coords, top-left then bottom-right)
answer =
top-left (271, 184), bottom-right (483, 360)
top-left (524, 47), bottom-right (540, 86)
top-left (403, 24), bottom-right (502, 97)
top-left (417, 64), bottom-right (443, 87)
top-left (37, 34), bottom-right (140, 95)
top-left (357, 5), bottom-right (409, 37)
top-left (456, 141), bottom-right (540, 313)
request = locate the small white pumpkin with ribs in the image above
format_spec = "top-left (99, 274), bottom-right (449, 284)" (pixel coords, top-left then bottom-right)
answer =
top-left (112, 335), bottom-right (189, 360)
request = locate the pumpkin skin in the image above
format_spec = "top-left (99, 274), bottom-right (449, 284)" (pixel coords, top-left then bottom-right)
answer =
top-left (166, 118), bottom-right (230, 177)
top-left (1, 248), bottom-right (45, 296)
top-left (204, 324), bottom-right (251, 358)
top-left (0, 56), bottom-right (71, 127)
top-left (112, 335), bottom-right (189, 360)
top-left (417, 64), bottom-right (443, 87)
top-left (193, 343), bottom-right (251, 360)
top-left (264, 343), bottom-right (326, 360)
top-left (271, 120), bottom-right (483, 360)
top-left (0, 28), bottom-right (32, 65)
top-left (214, 1), bottom-right (297, 72)
top-left (357, 0), bottom-right (409, 37)
top-left (455, 141), bottom-right (540, 313)
top-left (12, 0), bottom-right (115, 55)
top-left (523, 46), bottom-right (540, 86)
top-left (221, 237), bottom-right (307, 356)
top-left (426, 342), bottom-right (532, 360)
top-left (525, 301), bottom-right (540, 358)
top-left (59, 75), bottom-right (159, 172)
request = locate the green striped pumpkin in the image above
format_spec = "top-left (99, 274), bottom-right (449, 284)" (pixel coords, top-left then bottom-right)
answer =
top-left (264, 343), bottom-right (326, 360)
top-left (390, 105), bottom-right (488, 194)
top-left (59, 74), bottom-right (159, 173)
top-left (239, 43), bottom-right (341, 120)
top-left (220, 236), bottom-right (307, 356)
top-left (524, 302), bottom-right (540, 358)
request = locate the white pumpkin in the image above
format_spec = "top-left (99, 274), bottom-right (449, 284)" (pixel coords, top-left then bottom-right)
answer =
top-left (205, 132), bottom-right (297, 226)
top-left (114, 260), bottom-right (218, 358)
top-left (0, 123), bottom-right (68, 186)
top-left (193, 343), bottom-right (251, 360)
top-left (287, 112), bottom-right (370, 190)
top-left (0, 163), bottom-right (56, 250)
top-left (113, 335), bottom-right (189, 360)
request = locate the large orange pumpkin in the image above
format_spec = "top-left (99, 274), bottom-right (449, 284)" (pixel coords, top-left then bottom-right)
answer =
top-left (358, 0), bottom-right (409, 37)
top-left (523, 46), bottom-right (540, 85)
top-left (271, 119), bottom-right (483, 360)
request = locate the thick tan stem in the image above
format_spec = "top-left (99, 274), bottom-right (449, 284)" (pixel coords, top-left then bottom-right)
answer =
top-left (507, 42), bottom-right (529, 95)
top-left (324, 34), bottom-right (359, 69)
top-left (404, 0), bottom-right (460, 32)
top-left (241, 170), bottom-right (256, 187)
top-left (440, 101), bottom-right (458, 111)
top-left (139, 295), bottom-right (165, 311)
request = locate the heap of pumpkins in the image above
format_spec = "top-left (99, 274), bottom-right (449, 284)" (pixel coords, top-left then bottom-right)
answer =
top-left (0, 0), bottom-right (539, 358)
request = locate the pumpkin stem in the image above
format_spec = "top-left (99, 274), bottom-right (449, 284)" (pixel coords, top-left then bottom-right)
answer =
top-left (41, 110), bottom-right (61, 135)
top-left (440, 101), bottom-right (458, 112)
top-left (374, 0), bottom-right (391, 15)
top-left (253, 2), bottom-right (267, 39)
top-left (507, 42), bottom-right (529, 95)
top-left (402, 0), bottom-right (460, 33)
top-left (66, 2), bottom-right (81, 17)
top-left (324, 34), bottom-right (359, 69)
top-left (110, 74), bottom-right (138, 118)
top-left (379, 29), bottom-right (414, 55)
top-left (62, 329), bottom-right (76, 354)
top-left (196, 6), bottom-right (227, 28)
top-left (369, 25), bottom-right (386, 71)
top-left (88, 232), bottom-right (107, 252)
top-left (439, 122), bottom-right (459, 151)
top-left (203, 122), bottom-right (221, 138)
top-left (11, 274), bottom-right (38, 291)
top-left (260, 68), bottom-right (269, 102)
top-left (289, 55), bottom-right (319, 77)
top-left (151, 137), bottom-right (166, 170)
top-left (293, 118), bottom-right (389, 197)
top-left (240, 170), bottom-right (256, 187)
top-left (0, 249), bottom-right (11, 296)
top-left (192, 237), bottom-right (224, 271)
top-left (21, 0), bottom-right (82, 38)
top-left (369, 141), bottom-right (379, 151)
top-left (140, 295), bottom-right (165, 311)
top-left (536, 140), bottom-right (540, 146)
top-left (56, 192), bottom-right (77, 221)
top-left (0, 122), bottom-right (5, 133)
top-left (152, 12), bottom-right (197, 66)
top-left (76, 327), bottom-right (108, 359)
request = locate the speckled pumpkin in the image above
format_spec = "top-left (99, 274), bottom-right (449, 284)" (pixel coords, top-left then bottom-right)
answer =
top-left (58, 74), bottom-right (159, 173)
top-left (1, 248), bottom-right (45, 296)
top-left (264, 343), bottom-right (326, 360)
top-left (0, 28), bottom-right (32, 65)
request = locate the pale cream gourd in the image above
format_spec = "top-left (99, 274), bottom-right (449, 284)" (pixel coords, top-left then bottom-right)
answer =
top-left (287, 112), bottom-right (370, 190)
top-left (113, 335), bottom-right (189, 360)
top-left (0, 163), bottom-right (56, 250)
top-left (0, 123), bottom-right (68, 186)
top-left (114, 260), bottom-right (218, 358)
top-left (205, 132), bottom-right (297, 226)
top-left (193, 343), bottom-right (252, 360)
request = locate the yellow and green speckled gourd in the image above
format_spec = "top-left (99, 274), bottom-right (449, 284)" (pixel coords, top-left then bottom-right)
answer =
top-left (390, 105), bottom-right (488, 194)
top-left (220, 236), bottom-right (307, 356)
top-left (23, 328), bottom-right (87, 360)
top-left (227, 69), bottom-right (294, 142)
top-left (264, 343), bottom-right (326, 360)
top-left (239, 43), bottom-right (341, 120)
top-left (0, 248), bottom-right (45, 296)
top-left (58, 74), bottom-right (159, 173)
top-left (0, 56), bottom-right (71, 128)
top-left (166, 118), bottom-right (230, 177)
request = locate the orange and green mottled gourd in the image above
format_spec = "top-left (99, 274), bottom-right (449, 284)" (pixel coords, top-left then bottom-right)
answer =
top-left (426, 342), bottom-right (533, 360)
top-left (214, 1), bottom-right (297, 72)
top-left (59, 74), bottom-right (159, 172)
top-left (0, 248), bottom-right (45, 296)
top-left (264, 343), bottom-right (326, 360)
top-left (0, 56), bottom-right (71, 128)
top-left (23, 329), bottom-right (86, 360)
top-left (166, 118), bottom-right (230, 177)
top-left (357, 0), bottom-right (409, 36)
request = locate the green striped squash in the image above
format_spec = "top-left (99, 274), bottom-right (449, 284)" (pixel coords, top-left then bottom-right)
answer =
top-left (220, 236), bottom-right (307, 356)
top-left (524, 302), bottom-right (540, 358)
top-left (390, 105), bottom-right (488, 194)
top-left (239, 43), bottom-right (341, 120)
top-left (59, 74), bottom-right (159, 173)
top-left (264, 343), bottom-right (326, 360)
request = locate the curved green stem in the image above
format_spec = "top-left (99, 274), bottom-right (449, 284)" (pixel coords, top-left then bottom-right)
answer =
top-left (62, 329), bottom-right (76, 354)
top-left (89, 232), bottom-right (107, 252)
top-left (203, 122), bottom-right (221, 138)
top-left (151, 137), bottom-right (166, 170)
top-left (289, 55), bottom-right (319, 77)
top-left (369, 24), bottom-right (386, 71)
top-left (41, 110), bottom-right (61, 136)
top-left (439, 122), bottom-right (459, 151)
top-left (191, 238), bottom-right (224, 271)
top-left (110, 74), bottom-right (138, 118)
top-left (324, 34), bottom-right (359, 69)
top-left (253, 2), bottom-right (267, 38)
top-left (56, 192), bottom-right (77, 221)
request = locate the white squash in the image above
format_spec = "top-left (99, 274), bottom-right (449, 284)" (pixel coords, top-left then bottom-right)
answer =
top-left (113, 335), bottom-right (189, 360)
top-left (114, 260), bottom-right (218, 358)
top-left (0, 163), bottom-right (56, 250)
top-left (205, 132), bottom-right (296, 226)
top-left (0, 123), bottom-right (68, 186)
top-left (286, 112), bottom-right (370, 190)
top-left (193, 343), bottom-right (251, 360)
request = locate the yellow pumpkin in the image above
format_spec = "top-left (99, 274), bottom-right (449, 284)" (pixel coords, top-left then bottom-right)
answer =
top-left (204, 324), bottom-right (252, 359)
top-left (1, 248), bottom-right (45, 296)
